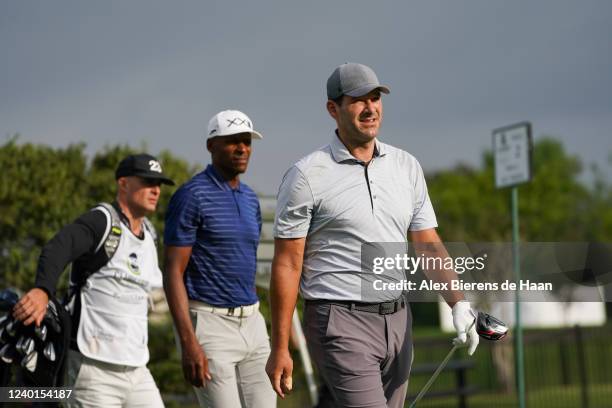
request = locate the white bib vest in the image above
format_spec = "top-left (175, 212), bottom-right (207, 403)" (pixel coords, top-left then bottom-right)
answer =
top-left (77, 215), bottom-right (162, 366)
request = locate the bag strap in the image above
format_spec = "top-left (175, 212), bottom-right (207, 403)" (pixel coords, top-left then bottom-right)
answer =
top-left (142, 216), bottom-right (157, 245)
top-left (93, 202), bottom-right (122, 260)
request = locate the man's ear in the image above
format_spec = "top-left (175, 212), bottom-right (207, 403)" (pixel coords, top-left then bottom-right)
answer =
top-left (116, 177), bottom-right (128, 192)
top-left (326, 100), bottom-right (338, 120)
top-left (206, 138), bottom-right (214, 153)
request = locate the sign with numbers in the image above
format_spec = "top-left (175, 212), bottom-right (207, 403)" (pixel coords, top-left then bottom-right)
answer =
top-left (493, 122), bottom-right (533, 189)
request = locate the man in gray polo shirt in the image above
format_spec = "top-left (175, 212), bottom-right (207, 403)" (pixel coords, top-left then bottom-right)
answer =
top-left (266, 63), bottom-right (479, 408)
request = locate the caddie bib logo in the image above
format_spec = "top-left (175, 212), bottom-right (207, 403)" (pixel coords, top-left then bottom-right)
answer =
top-left (127, 252), bottom-right (140, 275)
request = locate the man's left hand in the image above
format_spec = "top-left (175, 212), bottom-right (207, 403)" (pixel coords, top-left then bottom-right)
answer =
top-left (451, 300), bottom-right (479, 355)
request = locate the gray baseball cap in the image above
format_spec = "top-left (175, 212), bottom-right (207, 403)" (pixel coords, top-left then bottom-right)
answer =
top-left (326, 63), bottom-right (390, 100)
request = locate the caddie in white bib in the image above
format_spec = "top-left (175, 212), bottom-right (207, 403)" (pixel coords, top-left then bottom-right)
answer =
top-left (77, 214), bottom-right (162, 366)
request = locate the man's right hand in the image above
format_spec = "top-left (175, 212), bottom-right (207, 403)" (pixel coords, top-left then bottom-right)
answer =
top-left (12, 288), bottom-right (49, 327)
top-left (181, 338), bottom-right (212, 387)
top-left (266, 348), bottom-right (294, 399)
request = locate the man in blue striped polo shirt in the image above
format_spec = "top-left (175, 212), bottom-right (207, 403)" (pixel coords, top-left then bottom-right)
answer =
top-left (163, 110), bottom-right (275, 408)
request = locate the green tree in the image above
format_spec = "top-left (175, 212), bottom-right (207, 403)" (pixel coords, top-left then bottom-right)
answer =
top-left (586, 159), bottom-right (612, 241)
top-left (428, 137), bottom-right (598, 242)
top-left (0, 137), bottom-right (89, 289)
top-left (0, 139), bottom-right (200, 292)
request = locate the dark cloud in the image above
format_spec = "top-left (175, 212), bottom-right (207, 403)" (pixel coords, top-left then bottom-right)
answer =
top-left (1, 1), bottom-right (610, 193)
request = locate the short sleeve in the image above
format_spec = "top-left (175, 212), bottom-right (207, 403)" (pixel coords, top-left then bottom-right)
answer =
top-left (409, 159), bottom-right (438, 231)
top-left (256, 197), bottom-right (262, 234)
top-left (274, 166), bottom-right (314, 238)
top-left (164, 185), bottom-right (201, 246)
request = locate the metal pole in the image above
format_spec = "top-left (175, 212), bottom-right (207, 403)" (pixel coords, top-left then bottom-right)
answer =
top-left (574, 325), bottom-right (590, 408)
top-left (292, 309), bottom-right (318, 406)
top-left (512, 187), bottom-right (526, 408)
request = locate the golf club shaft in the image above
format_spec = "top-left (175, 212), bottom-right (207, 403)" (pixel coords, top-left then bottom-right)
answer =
top-left (409, 318), bottom-right (478, 407)
top-left (408, 344), bottom-right (458, 408)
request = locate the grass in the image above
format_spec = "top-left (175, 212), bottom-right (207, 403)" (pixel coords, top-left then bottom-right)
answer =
top-left (151, 321), bottom-right (612, 407)
top-left (5, 384), bottom-right (610, 408)
top-left (405, 383), bottom-right (612, 408)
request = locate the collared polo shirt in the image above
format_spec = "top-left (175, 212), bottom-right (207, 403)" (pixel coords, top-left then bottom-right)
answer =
top-left (274, 134), bottom-right (437, 302)
top-left (164, 165), bottom-right (261, 307)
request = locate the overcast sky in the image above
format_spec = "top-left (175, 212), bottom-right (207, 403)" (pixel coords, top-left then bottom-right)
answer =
top-left (2, 1), bottom-right (611, 194)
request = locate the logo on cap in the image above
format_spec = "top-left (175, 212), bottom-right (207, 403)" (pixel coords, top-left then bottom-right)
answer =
top-left (227, 117), bottom-right (252, 129)
top-left (148, 160), bottom-right (162, 173)
top-left (207, 110), bottom-right (264, 140)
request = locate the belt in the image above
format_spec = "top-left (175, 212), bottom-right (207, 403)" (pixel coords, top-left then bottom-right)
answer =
top-left (306, 295), bottom-right (407, 315)
top-left (189, 300), bottom-right (259, 317)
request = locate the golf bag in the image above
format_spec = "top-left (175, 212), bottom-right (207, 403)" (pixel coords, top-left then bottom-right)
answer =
top-left (0, 289), bottom-right (71, 387)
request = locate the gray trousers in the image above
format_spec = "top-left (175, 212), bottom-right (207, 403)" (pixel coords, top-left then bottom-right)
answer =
top-left (304, 302), bottom-right (413, 408)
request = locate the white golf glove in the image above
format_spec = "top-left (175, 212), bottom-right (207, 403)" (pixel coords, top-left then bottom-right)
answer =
top-left (451, 301), bottom-right (479, 356)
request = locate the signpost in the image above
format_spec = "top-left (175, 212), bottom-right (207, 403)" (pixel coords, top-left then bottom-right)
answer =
top-left (493, 122), bottom-right (532, 188)
top-left (493, 122), bottom-right (532, 408)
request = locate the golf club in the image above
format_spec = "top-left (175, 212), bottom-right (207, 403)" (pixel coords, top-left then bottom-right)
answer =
top-left (0, 344), bottom-right (16, 364)
top-left (44, 302), bottom-right (62, 333)
top-left (408, 312), bottom-right (508, 408)
top-left (34, 324), bottom-right (48, 342)
top-left (43, 342), bottom-right (56, 362)
top-left (6, 320), bottom-right (18, 338)
top-left (477, 312), bottom-right (508, 341)
top-left (22, 338), bottom-right (35, 356)
top-left (15, 336), bottom-right (26, 354)
top-left (21, 350), bottom-right (38, 372)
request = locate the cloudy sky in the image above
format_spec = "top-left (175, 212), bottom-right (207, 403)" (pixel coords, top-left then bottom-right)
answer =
top-left (2, 1), bottom-right (611, 194)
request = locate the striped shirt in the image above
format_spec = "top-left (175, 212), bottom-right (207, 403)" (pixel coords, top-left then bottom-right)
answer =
top-left (164, 165), bottom-right (261, 307)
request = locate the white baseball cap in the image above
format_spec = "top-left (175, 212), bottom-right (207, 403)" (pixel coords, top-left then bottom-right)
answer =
top-left (207, 110), bottom-right (263, 140)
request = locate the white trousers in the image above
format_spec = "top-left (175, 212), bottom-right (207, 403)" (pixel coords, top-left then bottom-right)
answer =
top-left (186, 306), bottom-right (276, 408)
top-left (64, 350), bottom-right (164, 408)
